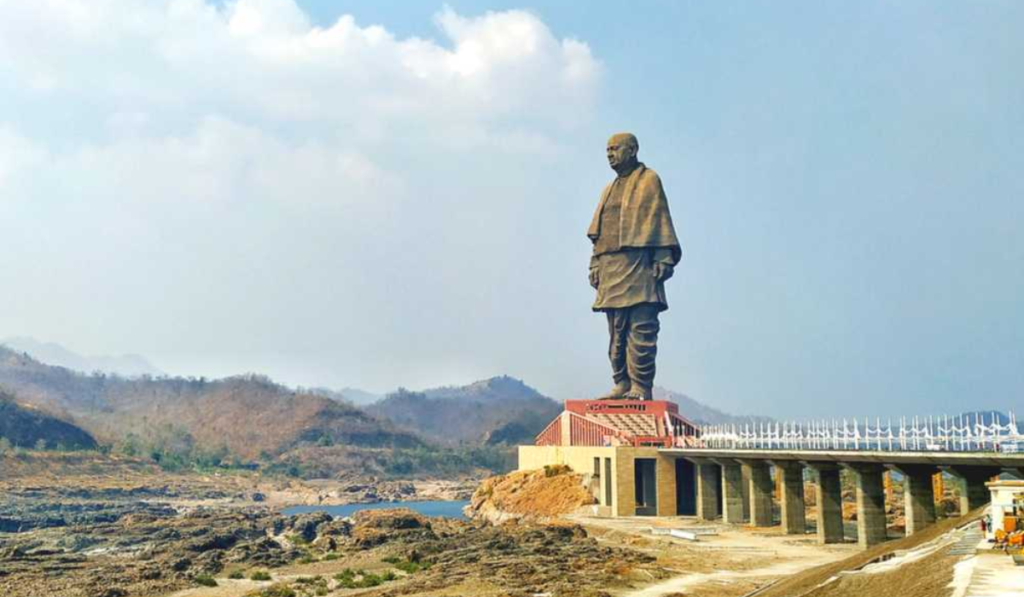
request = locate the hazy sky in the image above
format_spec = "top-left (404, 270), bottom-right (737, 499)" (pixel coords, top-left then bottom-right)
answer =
top-left (1, 0), bottom-right (1022, 419)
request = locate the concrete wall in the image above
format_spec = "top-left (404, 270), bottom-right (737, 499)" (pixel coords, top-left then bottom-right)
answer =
top-left (518, 445), bottom-right (681, 518)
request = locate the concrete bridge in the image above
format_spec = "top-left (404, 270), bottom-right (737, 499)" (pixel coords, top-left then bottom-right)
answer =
top-left (525, 399), bottom-right (1024, 548)
top-left (666, 448), bottom-right (1024, 548)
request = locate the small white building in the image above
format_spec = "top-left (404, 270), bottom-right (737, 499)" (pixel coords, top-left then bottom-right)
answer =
top-left (985, 479), bottom-right (1024, 540)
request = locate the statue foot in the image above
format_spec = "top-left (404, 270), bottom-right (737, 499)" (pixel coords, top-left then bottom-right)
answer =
top-left (600, 382), bottom-right (630, 400)
top-left (623, 385), bottom-right (652, 401)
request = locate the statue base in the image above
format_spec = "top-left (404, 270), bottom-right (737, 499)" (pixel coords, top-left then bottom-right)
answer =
top-left (534, 399), bottom-right (700, 448)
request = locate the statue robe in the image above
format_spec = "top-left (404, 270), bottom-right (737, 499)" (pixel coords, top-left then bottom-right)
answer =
top-left (588, 163), bottom-right (681, 312)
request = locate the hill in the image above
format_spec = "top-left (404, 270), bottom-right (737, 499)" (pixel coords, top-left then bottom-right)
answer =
top-left (308, 386), bottom-right (382, 407)
top-left (0, 390), bottom-right (97, 450)
top-left (2, 337), bottom-right (163, 377)
top-left (654, 386), bottom-right (774, 425)
top-left (0, 347), bottom-right (421, 461)
top-left (368, 376), bottom-right (562, 446)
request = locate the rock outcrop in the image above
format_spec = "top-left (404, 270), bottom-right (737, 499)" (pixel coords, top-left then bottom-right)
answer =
top-left (466, 465), bottom-right (597, 524)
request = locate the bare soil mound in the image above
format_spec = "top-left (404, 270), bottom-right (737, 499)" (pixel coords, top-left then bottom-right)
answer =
top-left (466, 465), bottom-right (596, 524)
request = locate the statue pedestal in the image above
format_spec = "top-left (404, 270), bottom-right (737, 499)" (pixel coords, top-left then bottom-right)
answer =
top-left (564, 399), bottom-right (680, 418)
top-left (534, 399), bottom-right (698, 448)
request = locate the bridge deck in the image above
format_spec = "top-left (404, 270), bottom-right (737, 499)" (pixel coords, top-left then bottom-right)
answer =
top-left (661, 447), bottom-right (1024, 469)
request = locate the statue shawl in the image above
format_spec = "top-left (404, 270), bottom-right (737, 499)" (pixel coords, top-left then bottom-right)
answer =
top-left (587, 163), bottom-right (681, 264)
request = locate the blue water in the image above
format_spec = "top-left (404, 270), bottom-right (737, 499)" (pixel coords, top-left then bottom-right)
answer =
top-left (282, 500), bottom-right (470, 520)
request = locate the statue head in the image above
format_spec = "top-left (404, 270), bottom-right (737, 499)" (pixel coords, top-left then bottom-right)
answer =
top-left (606, 132), bottom-right (639, 173)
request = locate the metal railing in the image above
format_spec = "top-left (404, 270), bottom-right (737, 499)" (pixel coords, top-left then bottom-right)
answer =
top-left (695, 411), bottom-right (1022, 453)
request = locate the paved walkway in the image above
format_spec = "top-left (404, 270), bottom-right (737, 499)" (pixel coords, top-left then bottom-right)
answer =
top-left (948, 531), bottom-right (1024, 597)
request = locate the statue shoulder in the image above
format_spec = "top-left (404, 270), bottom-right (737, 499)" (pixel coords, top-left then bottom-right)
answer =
top-left (637, 165), bottom-right (665, 194)
top-left (639, 165), bottom-right (663, 183)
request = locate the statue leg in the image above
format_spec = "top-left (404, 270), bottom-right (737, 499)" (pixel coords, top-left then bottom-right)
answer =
top-left (603, 309), bottom-right (630, 399)
top-left (624, 304), bottom-right (659, 401)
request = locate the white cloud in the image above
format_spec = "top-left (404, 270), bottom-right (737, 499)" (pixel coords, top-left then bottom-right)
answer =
top-left (0, 0), bottom-right (599, 207)
top-left (0, 0), bottom-right (602, 391)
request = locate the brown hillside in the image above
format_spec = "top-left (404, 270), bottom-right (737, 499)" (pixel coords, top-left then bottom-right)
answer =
top-left (0, 347), bottom-right (420, 460)
top-left (0, 390), bottom-right (97, 450)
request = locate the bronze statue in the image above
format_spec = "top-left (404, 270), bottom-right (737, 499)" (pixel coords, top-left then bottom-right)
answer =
top-left (588, 133), bottom-right (680, 401)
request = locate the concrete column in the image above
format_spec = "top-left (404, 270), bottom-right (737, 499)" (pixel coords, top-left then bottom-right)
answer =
top-left (774, 461), bottom-right (807, 535)
top-left (947, 466), bottom-right (1000, 515)
top-left (807, 463), bottom-right (844, 544)
top-left (849, 464), bottom-right (887, 548)
top-left (744, 461), bottom-right (774, 527)
top-left (656, 455), bottom-right (677, 517)
top-left (741, 465), bottom-right (751, 521)
top-left (692, 459), bottom-right (721, 521)
top-left (891, 465), bottom-right (937, 535)
top-left (714, 459), bottom-right (747, 524)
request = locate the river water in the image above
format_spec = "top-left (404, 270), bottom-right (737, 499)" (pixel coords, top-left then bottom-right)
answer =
top-left (281, 500), bottom-right (470, 520)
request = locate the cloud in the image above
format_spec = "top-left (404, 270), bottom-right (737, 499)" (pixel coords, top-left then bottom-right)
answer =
top-left (0, 0), bottom-right (599, 208)
top-left (0, 0), bottom-right (602, 390)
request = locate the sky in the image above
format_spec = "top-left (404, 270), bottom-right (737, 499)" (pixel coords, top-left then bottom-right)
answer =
top-left (1, 0), bottom-right (1022, 419)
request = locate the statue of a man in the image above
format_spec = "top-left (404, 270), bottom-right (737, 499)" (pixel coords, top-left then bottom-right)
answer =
top-left (587, 133), bottom-right (680, 401)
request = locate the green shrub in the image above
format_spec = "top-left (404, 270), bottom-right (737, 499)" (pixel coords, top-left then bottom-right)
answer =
top-left (332, 568), bottom-right (395, 589)
top-left (250, 570), bottom-right (272, 581)
top-left (384, 557), bottom-right (432, 574)
top-left (194, 574), bottom-right (218, 587)
top-left (323, 553), bottom-right (340, 561)
top-left (245, 584), bottom-right (295, 597)
top-left (228, 570), bottom-right (245, 579)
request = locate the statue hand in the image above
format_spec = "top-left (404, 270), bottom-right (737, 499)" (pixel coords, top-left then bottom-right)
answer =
top-left (654, 263), bottom-right (674, 282)
top-left (589, 268), bottom-right (600, 289)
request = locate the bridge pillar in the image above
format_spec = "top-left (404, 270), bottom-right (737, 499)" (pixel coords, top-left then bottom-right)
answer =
top-left (848, 464), bottom-right (888, 548)
top-left (690, 458), bottom-right (722, 521)
top-left (890, 465), bottom-right (937, 535)
top-left (741, 464), bottom-right (751, 521)
top-left (947, 466), bottom-right (1000, 515)
top-left (742, 460), bottom-right (774, 527)
top-left (806, 463), bottom-right (844, 544)
top-left (773, 461), bottom-right (807, 535)
top-left (712, 459), bottom-right (747, 524)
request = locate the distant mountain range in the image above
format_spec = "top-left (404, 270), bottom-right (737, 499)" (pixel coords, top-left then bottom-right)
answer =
top-left (367, 376), bottom-right (563, 447)
top-left (654, 387), bottom-right (775, 425)
top-left (1, 337), bottom-right (163, 378)
top-left (0, 347), bottom-right (420, 461)
top-left (0, 338), bottom-right (794, 470)
top-left (339, 387), bottom-right (383, 405)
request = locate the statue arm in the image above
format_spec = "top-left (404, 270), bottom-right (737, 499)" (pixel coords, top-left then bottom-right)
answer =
top-left (589, 255), bottom-right (600, 288)
top-left (651, 248), bottom-right (675, 282)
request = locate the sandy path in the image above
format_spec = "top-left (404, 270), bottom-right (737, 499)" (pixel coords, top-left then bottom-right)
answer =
top-left (624, 551), bottom-right (840, 597)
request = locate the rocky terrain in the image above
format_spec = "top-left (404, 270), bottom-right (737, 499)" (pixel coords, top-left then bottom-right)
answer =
top-left (0, 469), bottom-right (659, 597)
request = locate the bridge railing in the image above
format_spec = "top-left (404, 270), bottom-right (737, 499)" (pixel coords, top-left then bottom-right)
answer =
top-left (696, 411), bottom-right (1023, 453)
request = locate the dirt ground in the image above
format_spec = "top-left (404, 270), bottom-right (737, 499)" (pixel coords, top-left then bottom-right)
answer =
top-left (567, 514), bottom-right (858, 597)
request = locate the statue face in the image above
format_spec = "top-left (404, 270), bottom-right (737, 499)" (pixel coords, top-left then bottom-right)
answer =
top-left (606, 139), bottom-right (636, 170)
